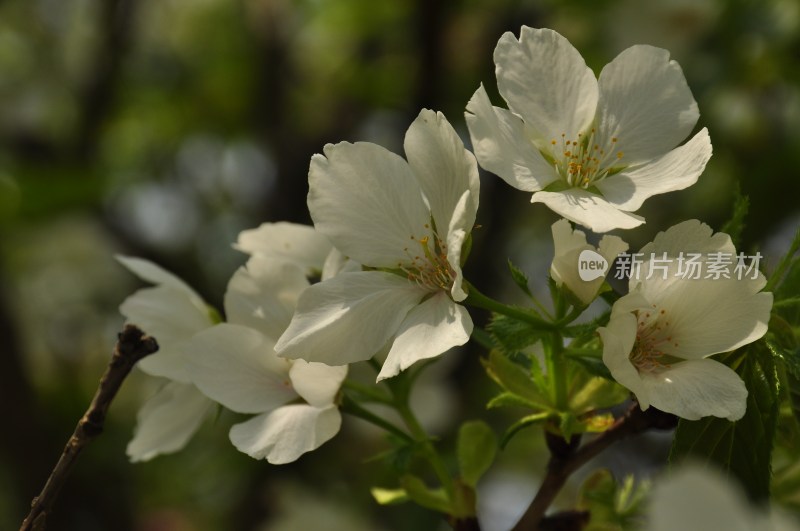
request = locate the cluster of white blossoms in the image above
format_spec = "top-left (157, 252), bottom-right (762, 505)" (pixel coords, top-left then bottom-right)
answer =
top-left (118, 26), bottom-right (774, 466)
top-left (120, 224), bottom-right (347, 464)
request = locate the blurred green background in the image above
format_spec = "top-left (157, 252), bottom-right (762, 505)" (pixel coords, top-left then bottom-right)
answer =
top-left (1, 0), bottom-right (798, 529)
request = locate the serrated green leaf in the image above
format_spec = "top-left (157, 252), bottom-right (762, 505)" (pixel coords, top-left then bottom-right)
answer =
top-left (488, 313), bottom-right (546, 354)
top-left (457, 420), bottom-right (497, 488)
top-left (766, 330), bottom-right (800, 430)
top-left (563, 310), bottom-right (611, 340)
top-left (508, 259), bottom-right (533, 298)
top-left (669, 345), bottom-right (780, 501)
top-left (399, 474), bottom-right (452, 514)
top-left (720, 185), bottom-right (749, 247)
top-left (482, 350), bottom-right (552, 409)
top-left (371, 487), bottom-right (409, 505)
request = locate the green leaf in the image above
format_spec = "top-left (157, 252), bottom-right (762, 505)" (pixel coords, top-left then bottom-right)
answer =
top-left (669, 345), bottom-right (780, 501)
top-left (720, 184), bottom-right (749, 247)
top-left (508, 259), bottom-right (533, 298)
top-left (500, 412), bottom-right (551, 448)
top-left (482, 350), bottom-right (551, 409)
top-left (578, 469), bottom-right (650, 531)
top-left (563, 310), bottom-right (611, 340)
top-left (371, 487), bottom-right (409, 505)
top-left (567, 371), bottom-right (629, 413)
top-left (457, 420), bottom-right (498, 488)
top-left (399, 474), bottom-right (452, 514)
top-left (486, 391), bottom-right (539, 410)
top-left (488, 313), bottom-right (546, 354)
top-left (569, 355), bottom-right (614, 380)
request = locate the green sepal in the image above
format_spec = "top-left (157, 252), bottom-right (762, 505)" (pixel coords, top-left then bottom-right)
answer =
top-left (460, 232), bottom-right (473, 267)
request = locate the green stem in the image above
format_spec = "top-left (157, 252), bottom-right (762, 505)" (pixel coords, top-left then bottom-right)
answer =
top-left (464, 283), bottom-right (554, 330)
top-left (397, 402), bottom-right (455, 499)
top-left (548, 331), bottom-right (568, 410)
top-left (342, 380), bottom-right (394, 404)
top-left (563, 347), bottom-right (602, 358)
top-left (340, 395), bottom-right (413, 443)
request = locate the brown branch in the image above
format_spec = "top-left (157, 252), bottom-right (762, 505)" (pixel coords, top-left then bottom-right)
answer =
top-left (511, 404), bottom-right (677, 531)
top-left (452, 516), bottom-right (482, 530)
top-left (19, 325), bottom-right (158, 531)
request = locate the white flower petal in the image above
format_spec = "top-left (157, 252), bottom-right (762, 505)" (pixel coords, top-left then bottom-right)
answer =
top-left (495, 27), bottom-right (598, 142)
top-left (229, 405), bottom-right (341, 464)
top-left (595, 45), bottom-right (699, 163)
top-left (321, 247), bottom-right (360, 281)
top-left (550, 220), bottom-right (628, 306)
top-left (308, 142), bottom-right (431, 268)
top-left (632, 220), bottom-right (771, 358)
top-left (531, 189), bottom-right (645, 233)
top-left (289, 360), bottom-right (348, 408)
top-left (596, 128), bottom-right (712, 211)
top-left (465, 85), bottom-right (558, 192)
top-left (120, 285), bottom-right (212, 382)
top-left (116, 255), bottom-right (200, 299)
top-left (598, 234), bottom-right (629, 267)
top-left (186, 324), bottom-right (295, 414)
top-left (234, 222), bottom-right (333, 275)
top-left (645, 277), bottom-right (772, 360)
top-left (638, 219), bottom-right (735, 260)
top-left (126, 381), bottom-right (212, 462)
top-left (642, 358), bottom-right (747, 421)
top-left (649, 466), bottom-right (763, 531)
top-left (446, 191), bottom-right (472, 301)
top-left (377, 292), bottom-right (472, 381)
top-left (404, 109), bottom-right (480, 241)
top-left (275, 271), bottom-right (425, 365)
top-left (599, 311), bottom-right (649, 408)
top-left (225, 257), bottom-right (310, 341)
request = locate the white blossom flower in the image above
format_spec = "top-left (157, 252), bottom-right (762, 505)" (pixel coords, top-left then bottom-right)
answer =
top-left (235, 221), bottom-right (334, 277)
top-left (550, 219), bottom-right (628, 306)
top-left (465, 27), bottom-right (711, 233)
top-left (117, 256), bottom-right (215, 462)
top-left (647, 465), bottom-right (800, 531)
top-left (598, 220), bottom-right (773, 420)
top-left (186, 256), bottom-right (347, 464)
top-left (275, 109), bottom-right (479, 381)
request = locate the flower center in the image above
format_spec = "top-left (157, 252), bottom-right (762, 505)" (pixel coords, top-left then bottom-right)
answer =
top-left (548, 129), bottom-right (624, 188)
top-left (399, 229), bottom-right (455, 293)
top-left (629, 306), bottom-right (679, 374)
